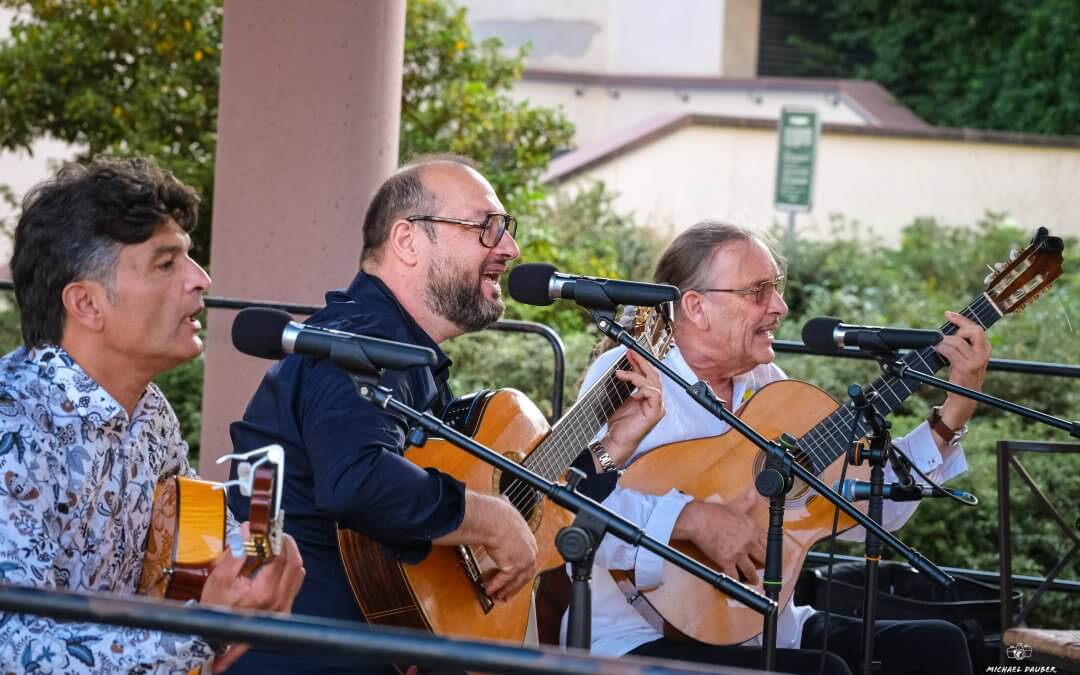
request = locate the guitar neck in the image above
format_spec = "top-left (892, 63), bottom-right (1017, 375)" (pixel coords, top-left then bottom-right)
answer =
top-left (797, 294), bottom-right (1003, 474)
top-left (523, 339), bottom-right (649, 481)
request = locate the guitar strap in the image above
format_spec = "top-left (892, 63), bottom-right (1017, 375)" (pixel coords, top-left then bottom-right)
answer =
top-left (610, 570), bottom-right (693, 643)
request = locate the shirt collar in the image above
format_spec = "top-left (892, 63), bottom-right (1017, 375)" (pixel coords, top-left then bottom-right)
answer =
top-left (25, 344), bottom-right (164, 429)
top-left (666, 343), bottom-right (758, 409)
top-left (341, 271), bottom-right (452, 376)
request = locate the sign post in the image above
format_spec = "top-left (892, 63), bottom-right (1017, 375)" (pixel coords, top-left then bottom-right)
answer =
top-left (774, 106), bottom-right (820, 241)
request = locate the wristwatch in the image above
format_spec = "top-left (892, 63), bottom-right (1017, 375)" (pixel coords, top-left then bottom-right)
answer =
top-left (928, 405), bottom-right (968, 446)
top-left (587, 438), bottom-right (622, 474)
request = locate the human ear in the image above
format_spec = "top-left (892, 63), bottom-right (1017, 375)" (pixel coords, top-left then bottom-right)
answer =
top-left (680, 291), bottom-right (710, 331)
top-left (60, 281), bottom-right (108, 333)
top-left (386, 219), bottom-right (422, 266)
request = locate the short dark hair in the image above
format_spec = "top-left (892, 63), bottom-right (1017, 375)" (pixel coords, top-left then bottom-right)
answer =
top-left (360, 153), bottom-right (477, 263)
top-left (11, 155), bottom-right (200, 347)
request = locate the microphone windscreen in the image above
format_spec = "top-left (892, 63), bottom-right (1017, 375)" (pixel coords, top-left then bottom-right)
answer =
top-left (232, 307), bottom-right (292, 359)
top-left (801, 316), bottom-right (842, 354)
top-left (508, 262), bottom-right (557, 306)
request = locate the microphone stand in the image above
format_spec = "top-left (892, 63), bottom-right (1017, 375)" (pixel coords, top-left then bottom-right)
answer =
top-left (846, 384), bottom-right (890, 675)
top-left (587, 309), bottom-right (955, 670)
top-left (878, 358), bottom-right (1080, 439)
top-left (342, 368), bottom-right (776, 652)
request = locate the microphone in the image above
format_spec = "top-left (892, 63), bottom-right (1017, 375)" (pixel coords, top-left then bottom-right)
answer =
top-left (231, 307), bottom-right (437, 373)
top-left (508, 262), bottom-right (680, 310)
top-left (802, 316), bottom-right (943, 354)
top-left (837, 479), bottom-right (978, 505)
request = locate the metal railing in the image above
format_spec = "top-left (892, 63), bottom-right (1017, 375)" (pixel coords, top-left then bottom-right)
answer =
top-left (996, 440), bottom-right (1080, 636)
top-left (0, 585), bottom-right (734, 674)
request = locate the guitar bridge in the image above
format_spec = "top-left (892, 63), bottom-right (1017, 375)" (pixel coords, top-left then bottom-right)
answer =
top-left (456, 545), bottom-right (494, 614)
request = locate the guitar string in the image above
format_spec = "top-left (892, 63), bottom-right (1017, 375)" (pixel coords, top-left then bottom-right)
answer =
top-left (502, 324), bottom-right (666, 512)
top-left (799, 297), bottom-right (991, 471)
top-left (504, 327), bottom-right (661, 510)
top-left (796, 295), bottom-right (997, 473)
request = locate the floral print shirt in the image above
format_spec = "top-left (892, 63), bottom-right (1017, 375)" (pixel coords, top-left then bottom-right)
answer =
top-left (0, 345), bottom-right (212, 674)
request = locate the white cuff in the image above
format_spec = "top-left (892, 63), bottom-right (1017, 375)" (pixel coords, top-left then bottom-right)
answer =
top-left (633, 489), bottom-right (693, 589)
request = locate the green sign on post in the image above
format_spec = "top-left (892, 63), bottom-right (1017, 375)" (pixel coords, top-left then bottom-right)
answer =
top-left (774, 106), bottom-right (819, 213)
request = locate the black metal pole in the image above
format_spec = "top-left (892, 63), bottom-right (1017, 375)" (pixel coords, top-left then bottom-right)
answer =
top-left (755, 446), bottom-right (794, 672)
top-left (882, 361), bottom-right (1080, 438)
top-left (859, 446), bottom-right (887, 675)
top-left (0, 585), bottom-right (736, 675)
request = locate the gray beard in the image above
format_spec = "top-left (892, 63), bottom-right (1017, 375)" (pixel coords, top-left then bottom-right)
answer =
top-left (424, 256), bottom-right (504, 333)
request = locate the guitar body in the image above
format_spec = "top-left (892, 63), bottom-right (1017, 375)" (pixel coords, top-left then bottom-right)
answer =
top-left (337, 389), bottom-right (573, 643)
top-left (618, 379), bottom-right (870, 646)
top-left (138, 448), bottom-right (285, 602)
top-left (138, 477), bottom-right (227, 601)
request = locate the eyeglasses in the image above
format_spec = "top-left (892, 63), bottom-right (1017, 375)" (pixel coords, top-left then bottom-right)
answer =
top-left (694, 275), bottom-right (786, 305)
top-left (406, 212), bottom-right (518, 248)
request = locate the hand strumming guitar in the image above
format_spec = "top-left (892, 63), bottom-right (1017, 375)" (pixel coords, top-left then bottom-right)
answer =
top-left (433, 490), bottom-right (539, 602)
top-left (671, 490), bottom-right (766, 585)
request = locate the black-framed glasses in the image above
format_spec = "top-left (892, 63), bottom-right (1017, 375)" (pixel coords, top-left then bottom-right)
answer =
top-left (406, 212), bottom-right (518, 248)
top-left (694, 275), bottom-right (785, 305)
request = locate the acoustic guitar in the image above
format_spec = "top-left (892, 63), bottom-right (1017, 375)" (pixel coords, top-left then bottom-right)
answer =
top-left (336, 304), bottom-right (675, 646)
top-left (137, 444), bottom-right (285, 601)
top-left (613, 228), bottom-right (1064, 645)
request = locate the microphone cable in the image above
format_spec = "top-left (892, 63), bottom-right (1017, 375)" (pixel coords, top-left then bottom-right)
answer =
top-left (816, 403), bottom-right (861, 675)
top-left (889, 445), bottom-right (977, 507)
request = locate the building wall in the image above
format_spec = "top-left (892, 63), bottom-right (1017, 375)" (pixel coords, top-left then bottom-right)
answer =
top-left (462, 0), bottom-right (759, 78)
top-left (561, 124), bottom-right (1080, 243)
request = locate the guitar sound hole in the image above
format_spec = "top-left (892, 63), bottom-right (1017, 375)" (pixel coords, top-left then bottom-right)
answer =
top-left (752, 450), bottom-right (812, 500)
top-left (498, 474), bottom-right (541, 525)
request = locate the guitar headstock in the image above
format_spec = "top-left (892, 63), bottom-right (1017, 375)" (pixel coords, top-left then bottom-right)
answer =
top-left (983, 227), bottom-right (1064, 316)
top-left (216, 444), bottom-right (285, 563)
top-left (629, 302), bottom-right (677, 359)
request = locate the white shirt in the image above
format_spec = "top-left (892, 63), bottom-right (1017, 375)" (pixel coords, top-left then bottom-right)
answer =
top-left (572, 344), bottom-right (968, 657)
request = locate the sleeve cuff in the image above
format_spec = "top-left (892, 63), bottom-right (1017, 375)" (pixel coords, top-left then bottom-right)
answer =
top-left (892, 421), bottom-right (968, 483)
top-left (894, 421), bottom-right (944, 472)
top-left (633, 489), bottom-right (693, 589)
top-left (571, 449), bottom-right (619, 502)
top-left (383, 470), bottom-right (466, 564)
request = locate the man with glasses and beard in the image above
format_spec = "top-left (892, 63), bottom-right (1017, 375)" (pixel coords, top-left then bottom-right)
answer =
top-left (225, 155), bottom-right (664, 675)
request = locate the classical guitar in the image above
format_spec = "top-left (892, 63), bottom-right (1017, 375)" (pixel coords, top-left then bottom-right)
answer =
top-left (614, 228), bottom-right (1064, 645)
top-left (137, 444), bottom-right (285, 601)
top-left (336, 304), bottom-right (675, 646)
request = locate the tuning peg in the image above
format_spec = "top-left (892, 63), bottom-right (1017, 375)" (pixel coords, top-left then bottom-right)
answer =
top-left (214, 462), bottom-right (254, 497)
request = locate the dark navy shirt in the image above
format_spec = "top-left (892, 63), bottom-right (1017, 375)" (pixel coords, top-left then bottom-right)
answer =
top-left (226, 272), bottom-right (466, 675)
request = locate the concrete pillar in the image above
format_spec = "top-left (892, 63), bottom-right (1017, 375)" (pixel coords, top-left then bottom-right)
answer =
top-left (723, 0), bottom-right (761, 77)
top-left (199, 0), bottom-right (405, 480)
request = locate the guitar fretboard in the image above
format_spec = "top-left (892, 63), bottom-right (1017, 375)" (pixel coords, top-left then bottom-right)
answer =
top-left (796, 294), bottom-right (1003, 475)
top-left (520, 326), bottom-right (671, 482)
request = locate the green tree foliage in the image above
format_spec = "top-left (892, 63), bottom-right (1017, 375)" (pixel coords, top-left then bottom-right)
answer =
top-left (0, 0), bottom-right (575, 259)
top-left (0, 0), bottom-right (577, 457)
top-left (0, 0), bottom-right (222, 256)
top-left (774, 0), bottom-right (1080, 135)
